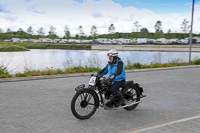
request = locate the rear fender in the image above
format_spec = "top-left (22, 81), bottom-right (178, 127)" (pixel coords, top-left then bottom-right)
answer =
top-left (134, 83), bottom-right (144, 95)
top-left (125, 80), bottom-right (134, 89)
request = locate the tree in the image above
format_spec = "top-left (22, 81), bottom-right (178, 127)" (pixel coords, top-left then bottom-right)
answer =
top-left (167, 28), bottom-right (172, 33)
top-left (154, 21), bottom-right (164, 39)
top-left (180, 19), bottom-right (190, 33)
top-left (78, 25), bottom-right (85, 39)
top-left (18, 28), bottom-right (24, 32)
top-left (27, 26), bottom-right (33, 35)
top-left (165, 29), bottom-right (173, 39)
top-left (140, 28), bottom-right (149, 38)
top-left (0, 28), bottom-right (3, 33)
top-left (154, 21), bottom-right (162, 32)
top-left (133, 21), bottom-right (141, 32)
top-left (64, 25), bottom-right (71, 39)
top-left (17, 28), bottom-right (26, 38)
top-left (108, 24), bottom-right (115, 34)
top-left (0, 28), bottom-right (3, 40)
top-left (75, 34), bottom-right (79, 39)
top-left (48, 26), bottom-right (57, 39)
top-left (7, 28), bottom-right (12, 33)
top-left (90, 25), bottom-right (98, 39)
top-left (37, 27), bottom-right (45, 36)
top-left (48, 26), bottom-right (56, 35)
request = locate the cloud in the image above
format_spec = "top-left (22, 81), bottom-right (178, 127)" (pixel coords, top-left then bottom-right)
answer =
top-left (27, 5), bottom-right (45, 14)
top-left (74, 0), bottom-right (100, 3)
top-left (24, 0), bottom-right (32, 2)
top-left (0, 0), bottom-right (200, 36)
top-left (0, 4), bottom-right (11, 13)
top-left (0, 3), bottom-right (16, 23)
top-left (2, 15), bottom-right (17, 21)
top-left (92, 12), bottom-right (103, 18)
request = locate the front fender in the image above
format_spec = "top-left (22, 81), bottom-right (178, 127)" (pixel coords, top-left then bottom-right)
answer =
top-left (75, 84), bottom-right (85, 91)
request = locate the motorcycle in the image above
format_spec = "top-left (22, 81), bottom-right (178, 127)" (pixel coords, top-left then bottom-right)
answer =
top-left (70, 74), bottom-right (146, 120)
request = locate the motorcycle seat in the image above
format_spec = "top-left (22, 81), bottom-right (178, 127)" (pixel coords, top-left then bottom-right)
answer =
top-left (123, 80), bottom-right (134, 88)
top-left (125, 80), bottom-right (134, 85)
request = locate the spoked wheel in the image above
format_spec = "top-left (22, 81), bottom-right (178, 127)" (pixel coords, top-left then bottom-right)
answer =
top-left (123, 85), bottom-right (140, 110)
top-left (71, 89), bottom-right (98, 120)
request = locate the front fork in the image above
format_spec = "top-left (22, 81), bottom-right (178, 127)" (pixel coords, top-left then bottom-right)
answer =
top-left (95, 88), bottom-right (107, 107)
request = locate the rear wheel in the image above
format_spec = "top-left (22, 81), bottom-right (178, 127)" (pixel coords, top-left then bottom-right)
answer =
top-left (123, 85), bottom-right (140, 110)
top-left (71, 89), bottom-right (98, 120)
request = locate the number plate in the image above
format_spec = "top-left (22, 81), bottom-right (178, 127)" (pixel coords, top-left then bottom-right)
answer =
top-left (89, 76), bottom-right (96, 86)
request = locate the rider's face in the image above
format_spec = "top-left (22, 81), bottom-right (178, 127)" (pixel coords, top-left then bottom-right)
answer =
top-left (109, 56), bottom-right (113, 62)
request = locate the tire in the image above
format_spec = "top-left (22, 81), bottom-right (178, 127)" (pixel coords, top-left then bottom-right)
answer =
top-left (71, 88), bottom-right (99, 120)
top-left (123, 85), bottom-right (141, 110)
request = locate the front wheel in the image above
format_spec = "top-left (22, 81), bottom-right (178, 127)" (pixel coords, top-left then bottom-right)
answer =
top-left (71, 88), bottom-right (99, 120)
top-left (123, 85), bottom-right (141, 110)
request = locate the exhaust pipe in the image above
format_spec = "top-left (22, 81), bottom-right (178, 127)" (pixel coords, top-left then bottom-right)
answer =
top-left (117, 101), bottom-right (141, 109)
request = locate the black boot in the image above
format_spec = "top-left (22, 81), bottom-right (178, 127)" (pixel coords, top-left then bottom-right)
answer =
top-left (114, 92), bottom-right (124, 107)
top-left (105, 94), bottom-right (119, 108)
top-left (105, 96), bottom-right (115, 108)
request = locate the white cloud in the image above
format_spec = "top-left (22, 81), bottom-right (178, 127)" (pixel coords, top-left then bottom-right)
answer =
top-left (0, 3), bottom-right (11, 13)
top-left (27, 5), bottom-right (45, 14)
top-left (0, 0), bottom-right (200, 37)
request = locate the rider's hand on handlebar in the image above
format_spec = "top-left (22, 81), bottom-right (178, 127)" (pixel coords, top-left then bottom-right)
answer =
top-left (97, 72), bottom-right (101, 77)
top-left (106, 78), bottom-right (113, 85)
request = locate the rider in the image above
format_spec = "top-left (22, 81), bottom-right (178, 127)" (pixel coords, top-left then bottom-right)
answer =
top-left (98, 49), bottom-right (126, 107)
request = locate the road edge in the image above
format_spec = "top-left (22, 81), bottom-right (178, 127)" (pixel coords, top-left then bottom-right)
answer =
top-left (0, 65), bottom-right (200, 83)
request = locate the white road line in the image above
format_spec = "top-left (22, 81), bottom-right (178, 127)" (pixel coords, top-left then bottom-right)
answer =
top-left (128, 115), bottom-right (200, 133)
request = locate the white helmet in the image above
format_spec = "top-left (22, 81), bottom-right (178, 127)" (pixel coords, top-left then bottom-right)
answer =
top-left (107, 49), bottom-right (118, 57)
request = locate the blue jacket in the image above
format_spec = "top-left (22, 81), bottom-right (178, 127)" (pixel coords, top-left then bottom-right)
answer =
top-left (99, 58), bottom-right (126, 82)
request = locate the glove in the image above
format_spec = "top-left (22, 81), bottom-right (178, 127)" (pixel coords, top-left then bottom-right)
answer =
top-left (97, 72), bottom-right (101, 77)
top-left (106, 78), bottom-right (113, 85)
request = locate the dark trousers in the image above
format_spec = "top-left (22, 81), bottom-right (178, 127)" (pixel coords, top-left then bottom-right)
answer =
top-left (110, 80), bottom-right (125, 95)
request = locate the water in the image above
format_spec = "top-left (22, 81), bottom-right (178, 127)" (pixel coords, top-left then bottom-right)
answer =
top-left (1, 49), bottom-right (200, 74)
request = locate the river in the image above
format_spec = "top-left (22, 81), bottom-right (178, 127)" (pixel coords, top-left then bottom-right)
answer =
top-left (1, 49), bottom-right (200, 74)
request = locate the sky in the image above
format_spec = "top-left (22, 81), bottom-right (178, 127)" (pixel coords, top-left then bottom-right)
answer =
top-left (0, 0), bottom-right (200, 37)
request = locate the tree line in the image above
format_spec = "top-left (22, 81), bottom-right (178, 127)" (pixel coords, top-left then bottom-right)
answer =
top-left (0, 19), bottom-right (199, 40)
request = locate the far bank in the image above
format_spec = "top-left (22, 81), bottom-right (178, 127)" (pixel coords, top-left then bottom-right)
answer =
top-left (92, 44), bottom-right (200, 52)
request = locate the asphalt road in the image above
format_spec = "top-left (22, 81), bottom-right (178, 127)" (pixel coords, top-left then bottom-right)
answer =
top-left (0, 67), bottom-right (200, 133)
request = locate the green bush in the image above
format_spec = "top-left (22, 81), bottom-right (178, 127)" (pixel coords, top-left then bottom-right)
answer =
top-left (55, 69), bottom-right (65, 74)
top-left (133, 63), bottom-right (142, 69)
top-left (0, 74), bottom-right (11, 78)
top-left (42, 70), bottom-right (54, 75)
top-left (148, 63), bottom-right (161, 68)
top-left (192, 58), bottom-right (200, 65)
top-left (15, 73), bottom-right (28, 77)
top-left (0, 66), bottom-right (9, 75)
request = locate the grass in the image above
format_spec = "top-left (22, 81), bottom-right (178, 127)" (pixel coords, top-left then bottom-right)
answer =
top-left (0, 58), bottom-right (200, 78)
top-left (0, 44), bottom-right (29, 52)
top-left (14, 66), bottom-right (101, 77)
top-left (1, 42), bottom-right (91, 50)
top-left (125, 59), bottom-right (188, 70)
top-left (0, 66), bottom-right (12, 78)
top-left (47, 44), bottom-right (91, 50)
top-left (15, 43), bottom-right (49, 49)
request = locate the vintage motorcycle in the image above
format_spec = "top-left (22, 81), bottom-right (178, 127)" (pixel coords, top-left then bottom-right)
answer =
top-left (71, 74), bottom-right (146, 120)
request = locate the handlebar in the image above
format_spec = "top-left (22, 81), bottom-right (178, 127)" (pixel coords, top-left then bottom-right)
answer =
top-left (91, 73), bottom-right (112, 85)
